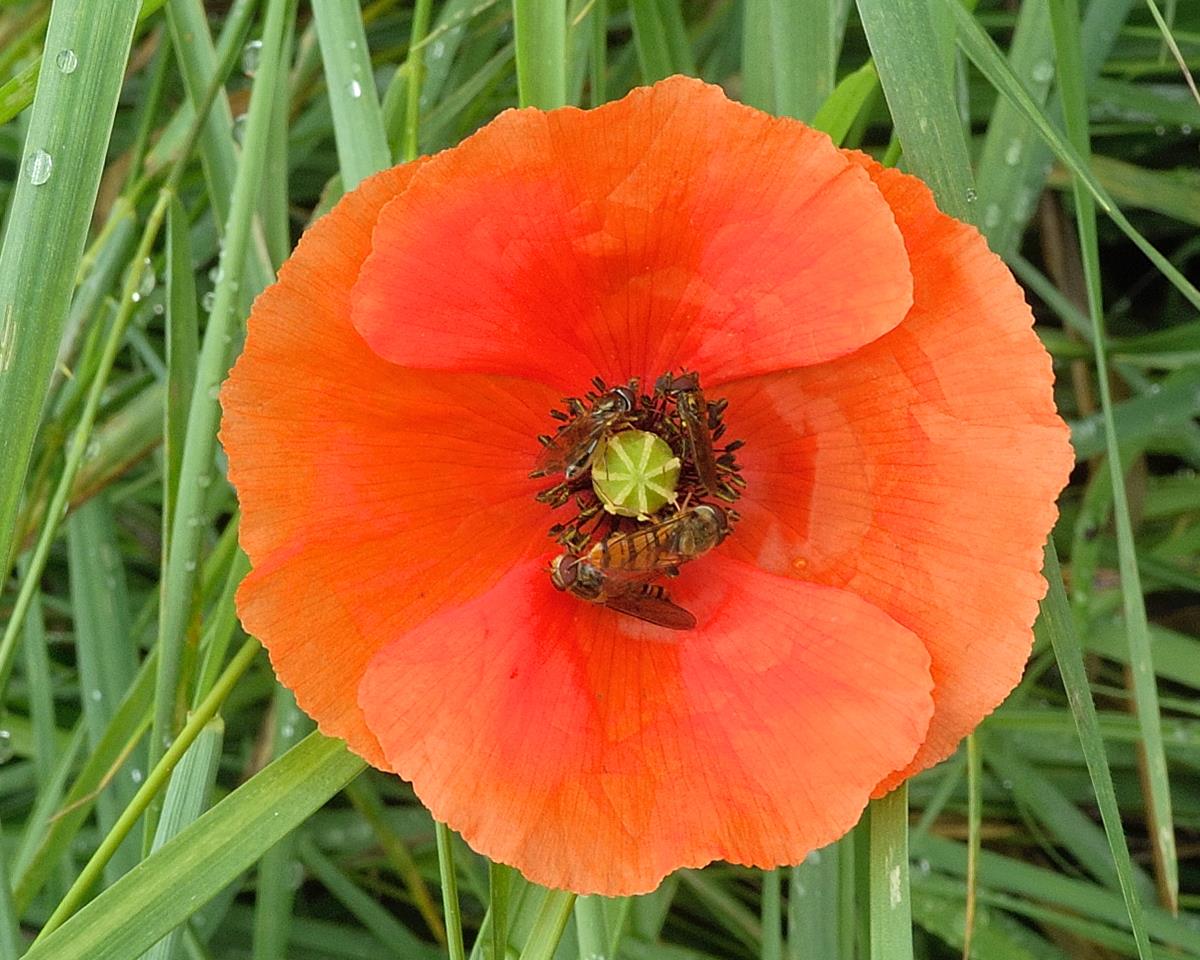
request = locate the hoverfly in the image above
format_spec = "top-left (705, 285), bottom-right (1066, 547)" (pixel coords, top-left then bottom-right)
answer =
top-left (584, 503), bottom-right (729, 575)
top-left (550, 554), bottom-right (696, 630)
top-left (549, 505), bottom-right (731, 629)
top-left (654, 371), bottom-right (720, 495)
top-left (530, 383), bottom-right (637, 480)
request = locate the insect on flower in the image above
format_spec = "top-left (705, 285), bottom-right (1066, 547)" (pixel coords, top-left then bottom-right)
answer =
top-left (549, 554), bottom-right (696, 630)
top-left (529, 380), bottom-right (637, 480)
top-left (654, 371), bottom-right (722, 495)
top-left (221, 75), bottom-right (1074, 896)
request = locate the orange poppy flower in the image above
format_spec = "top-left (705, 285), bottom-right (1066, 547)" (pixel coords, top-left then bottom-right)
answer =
top-left (220, 76), bottom-right (1073, 895)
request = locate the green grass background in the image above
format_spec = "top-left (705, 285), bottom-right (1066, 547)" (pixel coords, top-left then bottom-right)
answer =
top-left (0, 1), bottom-right (1198, 958)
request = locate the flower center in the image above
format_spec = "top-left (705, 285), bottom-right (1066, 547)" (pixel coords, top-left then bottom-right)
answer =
top-left (532, 371), bottom-right (744, 629)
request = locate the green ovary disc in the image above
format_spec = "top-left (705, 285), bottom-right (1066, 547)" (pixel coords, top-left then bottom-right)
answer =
top-left (592, 430), bottom-right (681, 518)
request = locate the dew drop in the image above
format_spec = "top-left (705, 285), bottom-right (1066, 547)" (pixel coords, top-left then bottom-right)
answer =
top-left (431, 40), bottom-right (446, 60)
top-left (90, 689), bottom-right (103, 702)
top-left (242, 39), bottom-right (263, 77)
top-left (26, 149), bottom-right (52, 186)
top-left (137, 256), bottom-right (156, 298)
top-left (1182, 124), bottom-right (1193, 135)
top-left (197, 474), bottom-right (212, 489)
top-left (55, 49), bottom-right (78, 74)
top-left (232, 113), bottom-right (247, 145)
top-left (918, 116), bottom-right (929, 133)
top-left (964, 186), bottom-right (978, 204)
top-left (347, 39), bottom-right (357, 51)
top-left (201, 290), bottom-right (215, 312)
top-left (1031, 60), bottom-right (1054, 84)
top-left (984, 203), bottom-right (1001, 229)
top-left (280, 723), bottom-right (295, 739)
top-left (347, 79), bottom-right (362, 99)
top-left (916, 858), bottom-right (931, 875)
top-left (130, 767), bottom-right (144, 784)
top-left (0, 729), bottom-right (12, 764)
top-left (187, 515), bottom-right (203, 528)
top-left (184, 559), bottom-right (197, 572)
top-left (1004, 139), bottom-right (1022, 166)
top-left (1155, 124), bottom-right (1166, 136)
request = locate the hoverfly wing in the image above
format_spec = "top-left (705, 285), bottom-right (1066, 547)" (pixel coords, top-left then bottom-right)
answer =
top-left (604, 591), bottom-right (696, 631)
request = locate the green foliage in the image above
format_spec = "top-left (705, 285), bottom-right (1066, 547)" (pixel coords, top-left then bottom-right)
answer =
top-left (1, 1), bottom-right (1198, 958)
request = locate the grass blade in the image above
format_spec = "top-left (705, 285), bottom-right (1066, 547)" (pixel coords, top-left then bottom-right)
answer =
top-left (769, 0), bottom-right (837, 121)
top-left (856, 0), bottom-right (976, 221)
top-left (151, 0), bottom-right (296, 824)
top-left (0, 0), bottom-right (139, 568)
top-left (1047, 0), bottom-right (1177, 912)
top-left (1037, 543), bottom-right (1155, 959)
top-left (139, 718), bottom-right (225, 960)
top-left (514, 0), bottom-right (567, 108)
top-left (313, 1), bottom-right (392, 187)
top-left (21, 732), bottom-right (366, 960)
top-left (941, 0), bottom-right (1200, 312)
top-left (869, 786), bottom-right (913, 960)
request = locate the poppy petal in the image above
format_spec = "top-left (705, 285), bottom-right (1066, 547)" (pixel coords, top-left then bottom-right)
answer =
top-left (357, 555), bottom-right (933, 895)
top-left (719, 157), bottom-right (1074, 791)
top-left (221, 165), bottom-right (560, 765)
top-left (350, 76), bottom-right (913, 390)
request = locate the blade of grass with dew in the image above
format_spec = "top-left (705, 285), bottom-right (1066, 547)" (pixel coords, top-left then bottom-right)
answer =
top-left (0, 186), bottom-right (175, 725)
top-left (164, 0), bottom-right (273, 292)
top-left (21, 731), bottom-right (366, 960)
top-left (868, 786), bottom-right (913, 960)
top-left (313, 2), bottom-right (392, 187)
top-left (1048, 0), bottom-right (1177, 913)
top-left (150, 0), bottom-right (295, 838)
top-left (514, 0), bottom-right (567, 108)
top-left (66, 495), bottom-right (141, 883)
top-left (1036, 543), bottom-right (1155, 958)
top-left (0, 0), bottom-right (138, 570)
top-left (139, 718), bottom-right (224, 960)
top-left (768, 0), bottom-right (837, 121)
top-left (939, 0), bottom-right (1200, 313)
top-left (33, 638), bottom-right (262, 943)
top-left (976, 0), bottom-right (1135, 257)
top-left (856, 0), bottom-right (976, 222)
top-left (12, 660), bottom-right (152, 910)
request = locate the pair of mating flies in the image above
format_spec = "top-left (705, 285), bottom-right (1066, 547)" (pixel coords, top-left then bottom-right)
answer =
top-left (532, 372), bottom-right (737, 631)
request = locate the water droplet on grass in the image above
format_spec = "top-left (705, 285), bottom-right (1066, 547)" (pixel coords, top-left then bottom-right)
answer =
top-left (242, 39), bottom-right (263, 77)
top-left (26, 149), bottom-right (52, 185)
top-left (347, 79), bottom-right (362, 99)
top-left (1031, 60), bottom-right (1054, 83)
top-left (55, 49), bottom-right (78, 74)
top-left (1004, 139), bottom-right (1022, 166)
